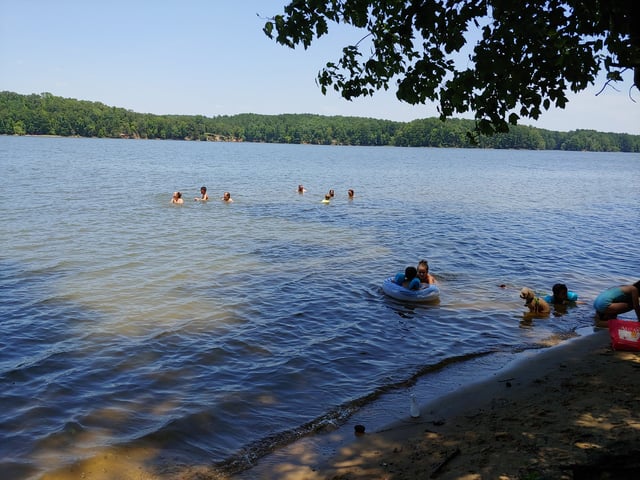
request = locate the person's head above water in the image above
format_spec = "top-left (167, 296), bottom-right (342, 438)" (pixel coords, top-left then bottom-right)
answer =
top-left (417, 259), bottom-right (429, 274)
top-left (552, 283), bottom-right (568, 301)
top-left (405, 266), bottom-right (418, 280)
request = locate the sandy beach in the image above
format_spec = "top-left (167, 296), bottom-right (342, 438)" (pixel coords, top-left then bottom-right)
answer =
top-left (236, 328), bottom-right (640, 480)
top-left (42, 328), bottom-right (640, 480)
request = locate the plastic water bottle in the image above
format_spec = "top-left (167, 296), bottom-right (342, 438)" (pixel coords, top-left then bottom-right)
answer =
top-left (410, 394), bottom-right (420, 418)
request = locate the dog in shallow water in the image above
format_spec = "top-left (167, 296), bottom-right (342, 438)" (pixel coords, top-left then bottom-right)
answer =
top-left (520, 287), bottom-right (551, 315)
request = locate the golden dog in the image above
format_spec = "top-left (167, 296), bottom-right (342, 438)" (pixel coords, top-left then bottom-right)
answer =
top-left (520, 287), bottom-right (550, 315)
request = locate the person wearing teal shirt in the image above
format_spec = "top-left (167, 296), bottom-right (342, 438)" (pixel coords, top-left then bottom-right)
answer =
top-left (543, 283), bottom-right (578, 305)
top-left (593, 281), bottom-right (640, 322)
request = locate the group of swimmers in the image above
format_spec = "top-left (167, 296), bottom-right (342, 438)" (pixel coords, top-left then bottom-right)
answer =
top-left (173, 185), bottom-right (640, 328)
top-left (174, 185), bottom-right (353, 205)
top-left (394, 263), bottom-right (640, 326)
top-left (171, 186), bottom-right (233, 204)
top-left (298, 185), bottom-right (355, 203)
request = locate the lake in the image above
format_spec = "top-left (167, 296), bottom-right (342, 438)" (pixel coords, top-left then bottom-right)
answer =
top-left (1, 136), bottom-right (638, 478)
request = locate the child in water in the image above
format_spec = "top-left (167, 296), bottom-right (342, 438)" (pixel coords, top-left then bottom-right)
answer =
top-left (543, 283), bottom-right (578, 305)
top-left (394, 266), bottom-right (421, 290)
top-left (593, 281), bottom-right (640, 322)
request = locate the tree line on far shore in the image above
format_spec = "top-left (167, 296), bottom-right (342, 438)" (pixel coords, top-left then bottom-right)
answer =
top-left (1, 91), bottom-right (638, 152)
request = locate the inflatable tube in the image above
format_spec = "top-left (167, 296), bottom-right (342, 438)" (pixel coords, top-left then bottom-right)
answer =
top-left (382, 277), bottom-right (440, 303)
top-left (543, 291), bottom-right (578, 304)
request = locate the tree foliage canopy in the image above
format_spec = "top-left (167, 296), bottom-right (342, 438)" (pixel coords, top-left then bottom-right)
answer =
top-left (2, 91), bottom-right (638, 152)
top-left (264, 1), bottom-right (640, 136)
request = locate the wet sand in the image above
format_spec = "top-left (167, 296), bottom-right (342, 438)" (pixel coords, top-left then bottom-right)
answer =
top-left (239, 329), bottom-right (640, 480)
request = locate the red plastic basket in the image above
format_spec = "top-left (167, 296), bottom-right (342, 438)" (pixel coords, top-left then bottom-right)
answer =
top-left (609, 319), bottom-right (640, 351)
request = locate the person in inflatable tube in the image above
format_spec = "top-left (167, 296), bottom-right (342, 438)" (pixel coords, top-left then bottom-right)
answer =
top-left (394, 266), bottom-right (421, 290)
top-left (593, 280), bottom-right (640, 324)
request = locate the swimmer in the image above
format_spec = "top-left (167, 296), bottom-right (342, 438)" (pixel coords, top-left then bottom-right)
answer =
top-left (416, 259), bottom-right (437, 285)
top-left (593, 281), bottom-right (640, 323)
top-left (328, 189), bottom-right (335, 198)
top-left (543, 283), bottom-right (578, 305)
top-left (221, 191), bottom-right (233, 203)
top-left (171, 191), bottom-right (184, 204)
top-left (321, 194), bottom-right (331, 204)
top-left (348, 189), bottom-right (354, 199)
top-left (195, 186), bottom-right (209, 201)
top-left (297, 184), bottom-right (306, 194)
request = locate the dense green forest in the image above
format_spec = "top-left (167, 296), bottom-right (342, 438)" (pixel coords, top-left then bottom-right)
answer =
top-left (1, 91), bottom-right (638, 152)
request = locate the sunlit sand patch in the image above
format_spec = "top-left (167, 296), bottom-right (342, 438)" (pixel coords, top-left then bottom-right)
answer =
top-left (41, 445), bottom-right (160, 480)
top-left (83, 406), bottom-right (131, 426)
top-left (150, 399), bottom-right (183, 417)
top-left (618, 351), bottom-right (640, 364)
top-left (258, 441), bottom-right (326, 480)
top-left (256, 393), bottom-right (279, 405)
top-left (574, 441), bottom-right (603, 450)
top-left (535, 332), bottom-right (577, 347)
top-left (576, 412), bottom-right (615, 429)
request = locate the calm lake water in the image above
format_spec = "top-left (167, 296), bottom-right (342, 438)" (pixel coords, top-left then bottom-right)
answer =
top-left (1, 136), bottom-right (638, 479)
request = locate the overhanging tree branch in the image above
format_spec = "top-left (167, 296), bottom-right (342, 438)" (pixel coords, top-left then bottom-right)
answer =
top-left (263, 0), bottom-right (639, 136)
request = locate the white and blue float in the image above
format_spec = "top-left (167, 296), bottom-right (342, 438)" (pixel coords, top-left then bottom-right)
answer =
top-left (381, 277), bottom-right (440, 303)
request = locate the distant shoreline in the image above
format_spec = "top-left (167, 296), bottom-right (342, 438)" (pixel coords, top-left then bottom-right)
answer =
top-left (2, 91), bottom-right (639, 152)
top-left (3, 132), bottom-right (640, 154)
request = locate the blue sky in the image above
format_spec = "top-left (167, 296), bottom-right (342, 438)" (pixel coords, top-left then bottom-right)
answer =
top-left (1, 0), bottom-right (638, 134)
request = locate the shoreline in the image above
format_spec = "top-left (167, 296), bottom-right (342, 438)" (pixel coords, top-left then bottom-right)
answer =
top-left (37, 326), bottom-right (640, 480)
top-left (232, 328), bottom-right (640, 480)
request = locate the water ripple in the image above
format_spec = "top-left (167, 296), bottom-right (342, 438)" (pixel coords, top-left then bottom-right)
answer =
top-left (1, 137), bottom-right (638, 478)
